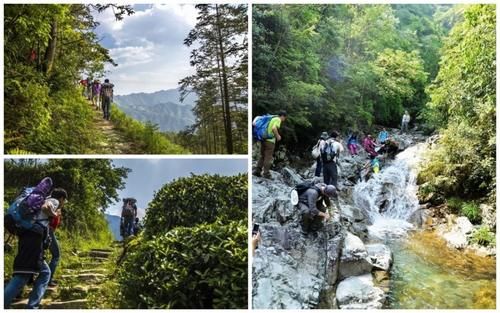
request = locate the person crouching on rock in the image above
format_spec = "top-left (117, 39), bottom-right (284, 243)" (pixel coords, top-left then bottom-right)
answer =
top-left (299, 184), bottom-right (338, 234)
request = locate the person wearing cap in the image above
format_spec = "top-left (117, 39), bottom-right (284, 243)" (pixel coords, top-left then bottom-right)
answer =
top-left (314, 132), bottom-right (329, 177)
top-left (298, 183), bottom-right (337, 234)
top-left (254, 110), bottom-right (287, 179)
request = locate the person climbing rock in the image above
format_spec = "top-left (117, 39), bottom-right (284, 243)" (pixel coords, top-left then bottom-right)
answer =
top-left (321, 131), bottom-right (344, 189)
top-left (298, 183), bottom-right (337, 234)
top-left (362, 134), bottom-right (378, 157)
top-left (92, 79), bottom-right (101, 111)
top-left (121, 198), bottom-right (137, 238)
top-left (47, 197), bottom-right (64, 288)
top-left (253, 111), bottom-right (287, 179)
top-left (312, 132), bottom-right (329, 177)
top-left (86, 77), bottom-right (92, 101)
top-left (377, 128), bottom-right (388, 144)
top-left (379, 138), bottom-right (399, 159)
top-left (100, 78), bottom-right (114, 121)
top-left (347, 132), bottom-right (359, 156)
top-left (401, 110), bottom-right (410, 133)
top-left (4, 188), bottom-right (67, 309)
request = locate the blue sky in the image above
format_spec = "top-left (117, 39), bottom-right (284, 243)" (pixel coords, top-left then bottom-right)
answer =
top-left (93, 4), bottom-right (198, 95)
top-left (106, 159), bottom-right (248, 217)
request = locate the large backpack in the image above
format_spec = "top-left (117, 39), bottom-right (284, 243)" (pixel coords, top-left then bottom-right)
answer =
top-left (321, 140), bottom-right (337, 162)
top-left (101, 83), bottom-right (113, 99)
top-left (252, 115), bottom-right (275, 141)
top-left (290, 182), bottom-right (321, 205)
top-left (4, 177), bottom-right (53, 235)
top-left (122, 198), bottom-right (136, 218)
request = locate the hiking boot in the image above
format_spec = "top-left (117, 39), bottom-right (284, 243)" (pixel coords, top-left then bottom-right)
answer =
top-left (48, 280), bottom-right (58, 287)
top-left (252, 170), bottom-right (261, 177)
top-left (263, 172), bottom-right (272, 179)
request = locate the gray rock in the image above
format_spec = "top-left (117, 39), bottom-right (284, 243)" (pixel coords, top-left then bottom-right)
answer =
top-left (336, 274), bottom-right (385, 309)
top-left (339, 232), bottom-right (373, 279)
top-left (366, 243), bottom-right (392, 271)
top-left (439, 216), bottom-right (474, 249)
top-left (480, 204), bottom-right (496, 230)
top-left (282, 167), bottom-right (304, 186)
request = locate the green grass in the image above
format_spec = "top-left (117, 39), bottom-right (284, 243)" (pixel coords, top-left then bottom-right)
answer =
top-left (470, 226), bottom-right (495, 247)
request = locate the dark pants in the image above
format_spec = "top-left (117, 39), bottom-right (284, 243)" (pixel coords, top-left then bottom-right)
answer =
top-left (255, 141), bottom-right (275, 176)
top-left (323, 161), bottom-right (338, 189)
top-left (48, 229), bottom-right (60, 283)
top-left (123, 216), bottom-right (134, 238)
top-left (299, 203), bottom-right (326, 233)
top-left (102, 97), bottom-right (111, 120)
top-left (315, 157), bottom-right (322, 177)
top-left (4, 261), bottom-right (50, 309)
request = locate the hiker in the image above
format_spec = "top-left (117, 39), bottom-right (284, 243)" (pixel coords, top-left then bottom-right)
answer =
top-left (80, 78), bottom-right (88, 97)
top-left (100, 79), bottom-right (114, 121)
top-left (379, 138), bottom-right (399, 159)
top-left (92, 80), bottom-right (101, 111)
top-left (362, 134), bottom-right (378, 157)
top-left (47, 203), bottom-right (62, 287)
top-left (86, 77), bottom-right (92, 100)
top-left (253, 111), bottom-right (287, 179)
top-left (312, 132), bottom-right (329, 177)
top-left (361, 155), bottom-right (380, 181)
top-left (133, 218), bottom-right (141, 236)
top-left (377, 128), bottom-right (388, 144)
top-left (4, 187), bottom-right (67, 309)
top-left (252, 230), bottom-right (261, 256)
top-left (401, 111), bottom-right (410, 133)
top-left (121, 198), bottom-right (137, 238)
top-left (298, 183), bottom-right (337, 233)
top-left (321, 131), bottom-right (344, 189)
top-left (347, 132), bottom-right (359, 156)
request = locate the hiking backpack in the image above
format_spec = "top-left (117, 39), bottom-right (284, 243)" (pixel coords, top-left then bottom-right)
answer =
top-left (321, 140), bottom-right (337, 162)
top-left (4, 177), bottom-right (53, 235)
top-left (290, 182), bottom-right (321, 205)
top-left (311, 141), bottom-right (321, 159)
top-left (122, 198), bottom-right (136, 218)
top-left (101, 83), bottom-right (113, 99)
top-left (252, 115), bottom-right (275, 141)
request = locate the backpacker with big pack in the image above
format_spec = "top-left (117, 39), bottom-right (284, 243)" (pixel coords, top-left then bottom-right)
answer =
top-left (290, 181), bottom-right (321, 205)
top-left (252, 114), bottom-right (275, 141)
top-left (4, 177), bottom-right (53, 235)
top-left (122, 198), bottom-right (137, 218)
top-left (101, 83), bottom-right (113, 99)
top-left (321, 140), bottom-right (337, 162)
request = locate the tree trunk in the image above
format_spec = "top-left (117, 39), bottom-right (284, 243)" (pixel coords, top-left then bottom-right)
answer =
top-left (215, 4), bottom-right (233, 154)
top-left (43, 18), bottom-right (58, 74)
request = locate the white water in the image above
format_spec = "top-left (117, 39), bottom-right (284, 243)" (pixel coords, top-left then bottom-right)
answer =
top-left (353, 143), bottom-right (427, 241)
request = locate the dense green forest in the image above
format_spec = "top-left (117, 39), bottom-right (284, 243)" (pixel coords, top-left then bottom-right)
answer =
top-left (178, 4), bottom-right (248, 154)
top-left (253, 4), bottom-right (495, 231)
top-left (4, 4), bottom-right (246, 154)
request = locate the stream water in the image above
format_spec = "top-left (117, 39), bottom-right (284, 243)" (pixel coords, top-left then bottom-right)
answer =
top-left (352, 143), bottom-right (496, 309)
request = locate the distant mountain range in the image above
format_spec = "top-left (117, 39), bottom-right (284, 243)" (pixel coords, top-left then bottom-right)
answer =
top-left (105, 214), bottom-right (122, 241)
top-left (114, 89), bottom-right (197, 132)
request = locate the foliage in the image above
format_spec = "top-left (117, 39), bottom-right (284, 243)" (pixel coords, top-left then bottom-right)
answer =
top-left (253, 4), bottom-right (447, 153)
top-left (419, 5), bottom-right (495, 207)
top-left (143, 173), bottom-right (247, 238)
top-left (180, 4), bottom-right (248, 154)
top-left (470, 226), bottom-right (495, 247)
top-left (460, 202), bottom-right (481, 225)
top-left (4, 159), bottom-right (129, 237)
top-left (446, 196), bottom-right (464, 214)
top-left (110, 105), bottom-right (189, 154)
top-left (116, 220), bottom-right (247, 309)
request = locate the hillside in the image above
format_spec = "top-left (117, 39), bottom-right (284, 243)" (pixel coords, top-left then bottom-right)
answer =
top-left (114, 89), bottom-right (196, 132)
top-left (105, 214), bottom-right (122, 241)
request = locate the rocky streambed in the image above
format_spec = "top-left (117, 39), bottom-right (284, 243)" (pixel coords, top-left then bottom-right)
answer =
top-left (252, 131), bottom-right (496, 309)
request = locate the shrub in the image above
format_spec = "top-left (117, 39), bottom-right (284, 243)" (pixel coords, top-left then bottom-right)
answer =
top-left (116, 220), bottom-right (248, 309)
top-left (446, 197), bottom-right (464, 214)
top-left (470, 226), bottom-right (495, 247)
top-left (461, 202), bottom-right (482, 224)
top-left (143, 173), bottom-right (247, 238)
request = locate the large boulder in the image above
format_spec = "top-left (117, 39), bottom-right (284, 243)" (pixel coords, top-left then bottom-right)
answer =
top-left (480, 204), bottom-right (496, 231)
top-left (439, 216), bottom-right (474, 249)
top-left (339, 232), bottom-right (372, 279)
top-left (336, 274), bottom-right (385, 309)
top-left (365, 243), bottom-right (392, 271)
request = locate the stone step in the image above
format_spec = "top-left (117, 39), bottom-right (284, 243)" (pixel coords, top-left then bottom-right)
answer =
top-left (79, 250), bottom-right (112, 259)
top-left (10, 298), bottom-right (52, 309)
top-left (63, 268), bottom-right (107, 274)
top-left (60, 273), bottom-right (106, 283)
top-left (91, 248), bottom-right (113, 253)
top-left (58, 284), bottom-right (100, 299)
top-left (44, 299), bottom-right (88, 309)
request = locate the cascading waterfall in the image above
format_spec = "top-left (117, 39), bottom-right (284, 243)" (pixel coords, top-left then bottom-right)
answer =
top-left (353, 143), bottom-right (427, 240)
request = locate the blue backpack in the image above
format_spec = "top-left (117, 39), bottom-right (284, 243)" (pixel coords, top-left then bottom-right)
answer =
top-left (4, 177), bottom-right (53, 235)
top-left (252, 115), bottom-right (275, 141)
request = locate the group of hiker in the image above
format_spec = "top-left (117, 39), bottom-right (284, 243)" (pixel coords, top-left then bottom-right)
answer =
top-left (79, 77), bottom-right (115, 121)
top-left (252, 110), bottom-right (410, 237)
top-left (4, 178), bottom-right (67, 309)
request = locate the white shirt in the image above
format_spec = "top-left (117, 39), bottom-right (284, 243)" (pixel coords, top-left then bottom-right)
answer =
top-left (35, 198), bottom-right (59, 226)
